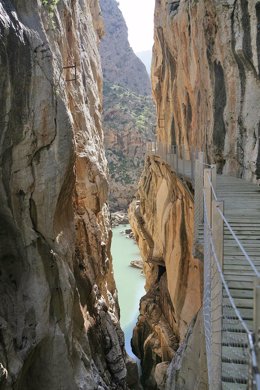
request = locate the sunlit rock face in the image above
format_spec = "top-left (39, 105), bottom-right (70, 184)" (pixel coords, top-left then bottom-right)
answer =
top-left (129, 1), bottom-right (260, 388)
top-left (129, 157), bottom-right (203, 389)
top-left (152, 0), bottom-right (260, 180)
top-left (0, 1), bottom-right (131, 388)
top-left (100, 0), bottom-right (156, 211)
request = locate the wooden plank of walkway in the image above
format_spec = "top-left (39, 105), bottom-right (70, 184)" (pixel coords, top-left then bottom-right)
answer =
top-left (216, 175), bottom-right (260, 388)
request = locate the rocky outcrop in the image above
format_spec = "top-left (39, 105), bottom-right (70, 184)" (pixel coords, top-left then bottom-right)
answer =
top-left (129, 156), bottom-right (203, 389)
top-left (100, 0), bottom-right (156, 211)
top-left (0, 0), bottom-right (131, 389)
top-left (100, 0), bottom-right (151, 96)
top-left (152, 0), bottom-right (260, 180)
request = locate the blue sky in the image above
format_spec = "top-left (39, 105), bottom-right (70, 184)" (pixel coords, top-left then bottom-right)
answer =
top-left (118, 0), bottom-right (155, 53)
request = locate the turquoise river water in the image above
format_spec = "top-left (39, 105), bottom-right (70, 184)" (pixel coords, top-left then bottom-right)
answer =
top-left (111, 224), bottom-right (145, 360)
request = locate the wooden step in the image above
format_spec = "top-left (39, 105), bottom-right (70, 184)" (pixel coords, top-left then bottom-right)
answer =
top-left (222, 346), bottom-right (248, 364)
top-left (224, 289), bottom-right (253, 299)
top-left (222, 382), bottom-right (248, 390)
top-left (223, 297), bottom-right (253, 309)
top-left (223, 307), bottom-right (253, 321)
top-left (225, 281), bottom-right (254, 290)
top-left (222, 362), bottom-right (248, 383)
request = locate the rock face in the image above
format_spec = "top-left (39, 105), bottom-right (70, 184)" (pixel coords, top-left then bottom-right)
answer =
top-left (100, 0), bottom-right (151, 96)
top-left (0, 1), bottom-right (131, 389)
top-left (103, 83), bottom-right (156, 211)
top-left (129, 157), bottom-right (202, 389)
top-left (129, 1), bottom-right (260, 387)
top-left (100, 0), bottom-right (156, 211)
top-left (152, 0), bottom-right (260, 180)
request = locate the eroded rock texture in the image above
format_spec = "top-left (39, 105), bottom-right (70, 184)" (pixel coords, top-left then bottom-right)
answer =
top-left (100, 0), bottom-right (156, 211)
top-left (0, 1), bottom-right (130, 389)
top-left (129, 157), bottom-right (202, 389)
top-left (152, 0), bottom-right (260, 180)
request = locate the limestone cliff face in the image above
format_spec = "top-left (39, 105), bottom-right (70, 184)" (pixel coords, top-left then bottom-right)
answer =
top-left (103, 83), bottom-right (156, 211)
top-left (0, 1), bottom-right (130, 389)
top-left (129, 1), bottom-right (260, 388)
top-left (129, 157), bottom-right (202, 389)
top-left (100, 0), bottom-right (156, 211)
top-left (100, 0), bottom-right (151, 96)
top-left (152, 0), bottom-right (260, 180)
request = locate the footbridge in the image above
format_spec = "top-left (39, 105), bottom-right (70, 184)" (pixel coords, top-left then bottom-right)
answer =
top-left (146, 142), bottom-right (260, 389)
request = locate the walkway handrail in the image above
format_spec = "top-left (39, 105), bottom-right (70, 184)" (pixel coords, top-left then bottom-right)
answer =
top-left (203, 191), bottom-right (260, 389)
top-left (146, 141), bottom-right (260, 388)
top-left (205, 170), bottom-right (260, 278)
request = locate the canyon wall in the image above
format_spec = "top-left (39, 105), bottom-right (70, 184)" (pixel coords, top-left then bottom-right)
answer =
top-left (129, 157), bottom-right (203, 389)
top-left (100, 0), bottom-right (156, 211)
top-left (130, 0), bottom-right (260, 388)
top-left (0, 1), bottom-right (133, 389)
top-left (153, 0), bottom-right (260, 180)
top-left (99, 0), bottom-right (151, 96)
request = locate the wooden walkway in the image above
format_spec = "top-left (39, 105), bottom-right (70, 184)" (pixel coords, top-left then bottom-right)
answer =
top-left (148, 145), bottom-right (260, 387)
top-left (194, 174), bottom-right (259, 388)
top-left (216, 175), bottom-right (260, 388)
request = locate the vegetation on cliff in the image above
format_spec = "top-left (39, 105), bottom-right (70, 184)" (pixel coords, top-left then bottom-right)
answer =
top-left (100, 0), bottom-right (156, 211)
top-left (103, 81), bottom-right (155, 209)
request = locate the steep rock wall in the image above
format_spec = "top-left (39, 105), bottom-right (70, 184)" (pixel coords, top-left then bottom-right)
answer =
top-left (100, 0), bottom-right (156, 211)
top-left (129, 157), bottom-right (202, 389)
top-left (100, 0), bottom-right (151, 96)
top-left (152, 0), bottom-right (260, 179)
top-left (129, 1), bottom-right (260, 388)
top-left (102, 83), bottom-right (155, 211)
top-left (0, 1), bottom-right (131, 389)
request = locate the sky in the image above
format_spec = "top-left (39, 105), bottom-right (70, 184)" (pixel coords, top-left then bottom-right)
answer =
top-left (118, 0), bottom-right (155, 53)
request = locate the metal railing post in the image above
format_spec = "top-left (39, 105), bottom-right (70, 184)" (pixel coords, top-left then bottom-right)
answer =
top-left (194, 151), bottom-right (204, 245)
top-left (254, 277), bottom-right (260, 372)
top-left (211, 164), bottom-right (217, 190)
top-left (204, 168), bottom-right (213, 228)
top-left (211, 200), bottom-right (224, 390)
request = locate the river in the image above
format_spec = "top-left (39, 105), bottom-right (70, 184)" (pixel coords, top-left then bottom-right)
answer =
top-left (111, 224), bottom-right (145, 360)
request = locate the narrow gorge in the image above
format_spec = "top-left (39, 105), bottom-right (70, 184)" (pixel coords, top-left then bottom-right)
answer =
top-left (99, 0), bottom-right (156, 212)
top-left (0, 0), bottom-right (260, 390)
